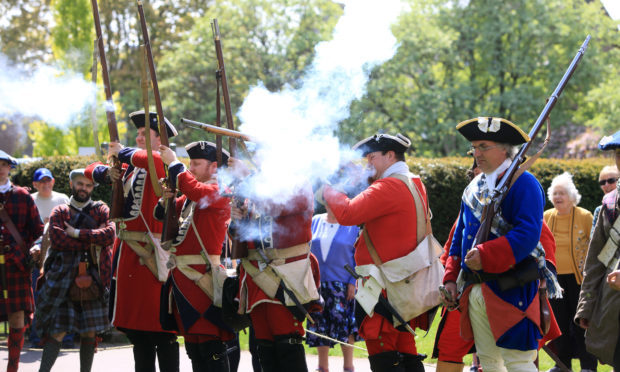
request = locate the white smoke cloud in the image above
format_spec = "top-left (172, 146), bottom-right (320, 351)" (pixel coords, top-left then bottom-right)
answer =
top-left (0, 55), bottom-right (96, 127)
top-left (232, 0), bottom-right (404, 204)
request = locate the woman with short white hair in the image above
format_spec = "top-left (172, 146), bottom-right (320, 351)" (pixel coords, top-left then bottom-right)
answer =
top-left (544, 172), bottom-right (598, 372)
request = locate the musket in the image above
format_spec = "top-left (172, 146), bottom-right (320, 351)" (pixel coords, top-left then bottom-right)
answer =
top-left (255, 247), bottom-right (315, 324)
top-left (212, 19), bottom-right (236, 156)
top-left (211, 19), bottom-right (248, 259)
top-left (137, 0), bottom-right (178, 249)
top-left (345, 264), bottom-right (416, 336)
top-left (181, 118), bottom-right (254, 142)
top-left (90, 40), bottom-right (103, 162)
top-left (140, 44), bottom-right (162, 197)
top-left (471, 35), bottom-right (590, 249)
top-left (90, 0), bottom-right (124, 220)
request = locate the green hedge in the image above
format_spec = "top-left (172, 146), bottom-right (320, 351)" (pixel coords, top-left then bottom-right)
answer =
top-left (11, 155), bottom-right (112, 203)
top-left (11, 155), bottom-right (615, 244)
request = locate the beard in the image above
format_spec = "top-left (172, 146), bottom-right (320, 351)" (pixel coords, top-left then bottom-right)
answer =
top-left (72, 187), bottom-right (91, 203)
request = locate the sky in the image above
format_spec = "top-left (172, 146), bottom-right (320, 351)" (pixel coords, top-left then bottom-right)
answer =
top-left (601, 0), bottom-right (620, 20)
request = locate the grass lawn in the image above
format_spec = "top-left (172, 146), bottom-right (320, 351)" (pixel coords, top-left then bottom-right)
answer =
top-left (237, 314), bottom-right (613, 371)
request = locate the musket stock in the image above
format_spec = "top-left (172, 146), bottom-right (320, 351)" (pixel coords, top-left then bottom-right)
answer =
top-left (181, 118), bottom-right (254, 142)
top-left (471, 35), bottom-right (590, 248)
top-left (90, 0), bottom-right (124, 220)
top-left (137, 0), bottom-right (178, 248)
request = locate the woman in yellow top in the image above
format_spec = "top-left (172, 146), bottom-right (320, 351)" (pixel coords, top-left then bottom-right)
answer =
top-left (544, 172), bottom-right (598, 372)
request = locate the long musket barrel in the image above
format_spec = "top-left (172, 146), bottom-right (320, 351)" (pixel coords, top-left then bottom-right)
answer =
top-left (137, 0), bottom-right (178, 247)
top-left (90, 0), bottom-right (124, 220)
top-left (212, 19), bottom-right (237, 156)
top-left (181, 118), bottom-right (254, 142)
top-left (472, 35), bottom-right (590, 247)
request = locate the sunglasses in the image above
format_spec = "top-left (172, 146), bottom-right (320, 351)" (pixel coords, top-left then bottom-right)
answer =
top-left (599, 177), bottom-right (618, 186)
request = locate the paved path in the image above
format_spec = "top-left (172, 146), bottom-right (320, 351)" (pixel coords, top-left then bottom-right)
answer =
top-left (1, 342), bottom-right (439, 371)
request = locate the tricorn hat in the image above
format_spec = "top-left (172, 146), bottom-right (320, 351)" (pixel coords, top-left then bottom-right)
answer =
top-left (598, 130), bottom-right (620, 151)
top-left (129, 110), bottom-right (177, 138)
top-left (456, 117), bottom-right (529, 145)
top-left (0, 150), bottom-right (17, 168)
top-left (352, 133), bottom-right (411, 157)
top-left (185, 141), bottom-right (229, 165)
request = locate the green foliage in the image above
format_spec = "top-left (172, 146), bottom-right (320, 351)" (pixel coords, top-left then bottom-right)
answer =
top-left (11, 155), bottom-right (111, 203)
top-left (51, 0), bottom-right (94, 76)
top-left (158, 0), bottom-right (343, 145)
top-left (340, 0), bottom-right (620, 156)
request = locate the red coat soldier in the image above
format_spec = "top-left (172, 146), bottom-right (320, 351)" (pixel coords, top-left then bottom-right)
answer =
top-left (229, 157), bottom-right (320, 372)
top-left (85, 111), bottom-right (179, 372)
top-left (320, 133), bottom-right (429, 372)
top-left (157, 142), bottom-right (233, 371)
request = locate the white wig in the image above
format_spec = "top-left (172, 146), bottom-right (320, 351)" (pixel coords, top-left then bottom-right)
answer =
top-left (548, 172), bottom-right (581, 206)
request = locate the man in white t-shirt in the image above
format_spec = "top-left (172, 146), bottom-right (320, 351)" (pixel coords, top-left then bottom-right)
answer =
top-left (31, 168), bottom-right (69, 223)
top-left (29, 167), bottom-right (70, 347)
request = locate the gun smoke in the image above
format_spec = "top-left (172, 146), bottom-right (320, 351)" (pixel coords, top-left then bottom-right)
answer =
top-left (0, 55), bottom-right (96, 128)
top-left (222, 0), bottom-right (403, 206)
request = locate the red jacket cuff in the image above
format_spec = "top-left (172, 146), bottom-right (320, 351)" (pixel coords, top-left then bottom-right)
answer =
top-left (443, 255), bottom-right (461, 283)
top-left (478, 236), bottom-right (516, 273)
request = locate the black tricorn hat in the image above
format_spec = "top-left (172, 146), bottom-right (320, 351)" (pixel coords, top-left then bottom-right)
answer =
top-left (129, 110), bottom-right (177, 138)
top-left (185, 141), bottom-right (229, 165)
top-left (456, 117), bottom-right (529, 145)
top-left (352, 133), bottom-right (411, 157)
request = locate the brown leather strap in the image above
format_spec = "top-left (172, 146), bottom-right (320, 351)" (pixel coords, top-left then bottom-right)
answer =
top-left (0, 203), bottom-right (24, 247)
top-left (78, 261), bottom-right (87, 276)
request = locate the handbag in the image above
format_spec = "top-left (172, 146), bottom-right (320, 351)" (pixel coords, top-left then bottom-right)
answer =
top-left (69, 251), bottom-right (101, 302)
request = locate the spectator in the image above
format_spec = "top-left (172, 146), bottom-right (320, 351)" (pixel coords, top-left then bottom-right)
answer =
top-left (29, 167), bottom-right (70, 348)
top-left (306, 202), bottom-right (359, 372)
top-left (31, 167), bottom-right (69, 223)
top-left (576, 130), bottom-right (620, 371)
top-left (544, 172), bottom-right (598, 371)
top-left (591, 165), bottom-right (618, 234)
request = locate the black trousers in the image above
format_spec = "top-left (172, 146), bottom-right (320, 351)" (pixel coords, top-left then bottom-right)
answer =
top-left (549, 274), bottom-right (597, 370)
top-left (124, 329), bottom-right (179, 372)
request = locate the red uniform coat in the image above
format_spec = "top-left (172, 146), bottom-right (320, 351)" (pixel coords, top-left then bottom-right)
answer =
top-left (323, 173), bottom-right (428, 355)
top-left (87, 148), bottom-right (168, 332)
top-left (237, 186), bottom-right (314, 311)
top-left (0, 185), bottom-right (43, 319)
top-left (159, 164), bottom-right (232, 338)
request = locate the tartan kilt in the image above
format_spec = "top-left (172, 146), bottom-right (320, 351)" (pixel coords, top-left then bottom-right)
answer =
top-left (0, 257), bottom-right (34, 321)
top-left (35, 249), bottom-right (110, 336)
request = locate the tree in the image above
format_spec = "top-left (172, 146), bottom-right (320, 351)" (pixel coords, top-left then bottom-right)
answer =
top-left (157, 0), bottom-right (343, 145)
top-left (340, 0), bottom-right (620, 156)
top-left (51, 0), bottom-right (94, 75)
top-left (0, 0), bottom-right (52, 67)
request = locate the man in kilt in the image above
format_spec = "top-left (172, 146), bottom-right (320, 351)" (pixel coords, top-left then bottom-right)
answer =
top-left (157, 142), bottom-right (233, 371)
top-left (0, 149), bottom-right (44, 372)
top-left (35, 168), bottom-right (115, 372)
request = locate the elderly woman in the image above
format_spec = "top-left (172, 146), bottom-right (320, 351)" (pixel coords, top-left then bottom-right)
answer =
top-left (591, 165), bottom-right (619, 234)
top-left (544, 172), bottom-right (598, 372)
